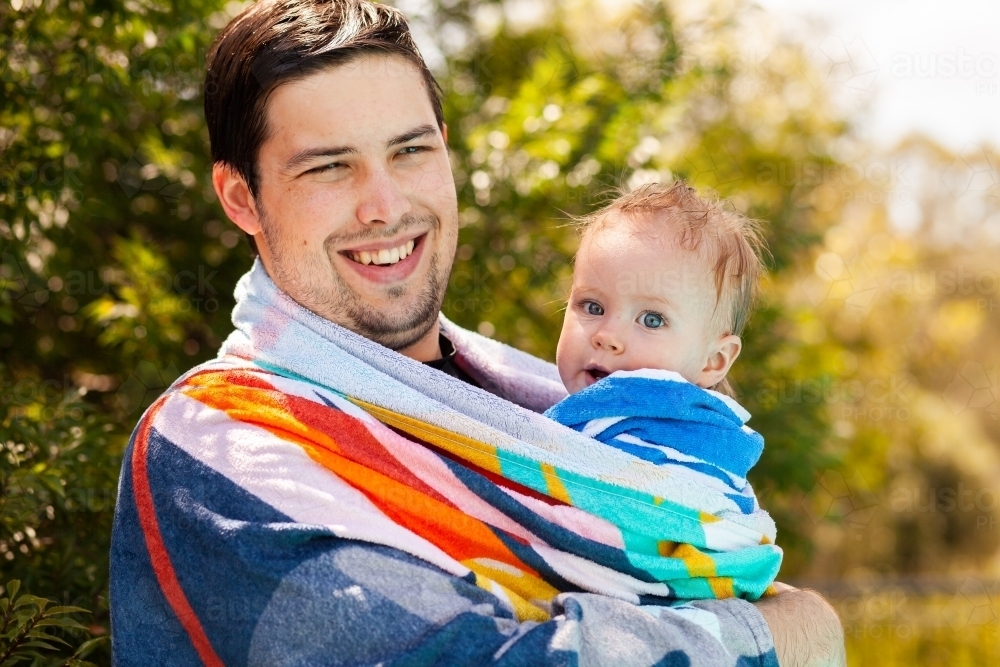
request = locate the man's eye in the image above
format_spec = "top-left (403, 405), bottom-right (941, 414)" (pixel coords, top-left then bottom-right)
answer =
top-left (399, 145), bottom-right (427, 155)
top-left (640, 312), bottom-right (665, 328)
top-left (309, 163), bottom-right (344, 174)
top-left (583, 301), bottom-right (604, 316)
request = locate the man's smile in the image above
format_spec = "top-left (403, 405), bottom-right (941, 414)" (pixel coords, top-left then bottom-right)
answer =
top-left (337, 231), bottom-right (428, 284)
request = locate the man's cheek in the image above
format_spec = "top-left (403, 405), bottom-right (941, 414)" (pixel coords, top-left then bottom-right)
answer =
top-left (411, 161), bottom-right (455, 195)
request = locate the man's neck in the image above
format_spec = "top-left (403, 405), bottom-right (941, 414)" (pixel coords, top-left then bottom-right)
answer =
top-left (254, 253), bottom-right (444, 364)
top-left (397, 320), bottom-right (443, 362)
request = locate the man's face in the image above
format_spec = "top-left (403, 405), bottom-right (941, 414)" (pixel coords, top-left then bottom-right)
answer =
top-left (252, 55), bottom-right (458, 351)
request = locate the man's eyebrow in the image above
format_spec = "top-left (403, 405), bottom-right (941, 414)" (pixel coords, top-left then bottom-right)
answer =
top-left (284, 145), bottom-right (358, 172)
top-left (283, 125), bottom-right (438, 172)
top-left (386, 124), bottom-right (437, 148)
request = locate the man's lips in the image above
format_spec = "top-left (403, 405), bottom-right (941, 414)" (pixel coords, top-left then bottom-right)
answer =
top-left (338, 232), bottom-right (428, 285)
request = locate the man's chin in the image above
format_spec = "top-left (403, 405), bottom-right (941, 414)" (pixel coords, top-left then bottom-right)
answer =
top-left (341, 287), bottom-right (443, 350)
top-left (353, 311), bottom-right (439, 351)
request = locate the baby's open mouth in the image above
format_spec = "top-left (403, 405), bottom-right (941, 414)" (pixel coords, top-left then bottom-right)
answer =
top-left (585, 367), bottom-right (610, 382)
top-left (342, 234), bottom-right (423, 267)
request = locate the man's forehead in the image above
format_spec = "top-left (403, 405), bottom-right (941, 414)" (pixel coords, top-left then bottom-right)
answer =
top-left (290, 53), bottom-right (421, 86)
top-left (262, 55), bottom-right (435, 151)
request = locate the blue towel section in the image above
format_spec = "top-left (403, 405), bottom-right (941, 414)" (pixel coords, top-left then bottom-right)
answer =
top-left (545, 370), bottom-right (765, 515)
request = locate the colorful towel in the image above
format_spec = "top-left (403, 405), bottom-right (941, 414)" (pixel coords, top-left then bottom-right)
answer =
top-left (110, 260), bottom-right (781, 666)
top-left (544, 369), bottom-right (765, 515)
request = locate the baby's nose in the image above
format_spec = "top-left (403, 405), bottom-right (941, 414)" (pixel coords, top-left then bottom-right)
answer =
top-left (592, 330), bottom-right (623, 352)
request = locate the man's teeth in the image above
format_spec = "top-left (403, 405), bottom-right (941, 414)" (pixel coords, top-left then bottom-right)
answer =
top-left (350, 239), bottom-right (415, 266)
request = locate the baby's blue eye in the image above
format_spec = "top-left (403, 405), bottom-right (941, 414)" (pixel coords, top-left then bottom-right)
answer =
top-left (640, 312), bottom-right (664, 328)
top-left (584, 301), bottom-right (604, 316)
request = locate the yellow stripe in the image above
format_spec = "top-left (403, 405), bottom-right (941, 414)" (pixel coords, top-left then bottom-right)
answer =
top-left (657, 540), bottom-right (678, 557)
top-left (466, 567), bottom-right (552, 623)
top-left (707, 577), bottom-right (735, 598)
top-left (662, 542), bottom-right (716, 578)
top-left (349, 398), bottom-right (503, 475)
top-left (540, 463), bottom-right (572, 504)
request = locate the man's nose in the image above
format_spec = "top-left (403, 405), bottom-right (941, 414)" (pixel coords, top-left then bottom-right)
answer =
top-left (355, 165), bottom-right (412, 225)
top-left (591, 327), bottom-right (624, 353)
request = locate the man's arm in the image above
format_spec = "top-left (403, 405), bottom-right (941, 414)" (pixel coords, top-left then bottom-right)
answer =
top-left (754, 583), bottom-right (846, 667)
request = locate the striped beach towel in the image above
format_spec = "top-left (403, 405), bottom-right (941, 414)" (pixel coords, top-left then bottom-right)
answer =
top-left (109, 260), bottom-right (782, 666)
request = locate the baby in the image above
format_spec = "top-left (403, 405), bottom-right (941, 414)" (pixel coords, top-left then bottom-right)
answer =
top-left (544, 181), bottom-right (767, 515)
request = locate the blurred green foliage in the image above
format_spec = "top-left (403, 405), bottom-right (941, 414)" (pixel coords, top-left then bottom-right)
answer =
top-left (5, 0), bottom-right (997, 664)
top-left (0, 579), bottom-right (105, 666)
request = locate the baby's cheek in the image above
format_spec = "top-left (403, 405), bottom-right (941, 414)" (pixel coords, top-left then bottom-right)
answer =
top-left (554, 328), bottom-right (582, 388)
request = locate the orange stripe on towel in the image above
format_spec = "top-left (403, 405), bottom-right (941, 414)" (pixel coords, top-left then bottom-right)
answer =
top-left (132, 400), bottom-right (224, 667)
top-left (184, 371), bottom-right (545, 593)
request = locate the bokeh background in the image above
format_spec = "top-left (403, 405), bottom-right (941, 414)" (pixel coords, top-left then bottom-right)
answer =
top-left (2, 0), bottom-right (998, 664)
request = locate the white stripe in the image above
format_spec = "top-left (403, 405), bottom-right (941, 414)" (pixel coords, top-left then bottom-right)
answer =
top-left (612, 434), bottom-right (749, 490)
top-left (581, 416), bottom-right (626, 437)
top-left (531, 543), bottom-right (673, 602)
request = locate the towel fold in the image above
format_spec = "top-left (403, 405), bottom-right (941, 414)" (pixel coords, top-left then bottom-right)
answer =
top-left (545, 369), bottom-right (765, 515)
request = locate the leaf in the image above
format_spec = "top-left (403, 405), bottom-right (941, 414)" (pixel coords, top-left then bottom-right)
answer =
top-left (4, 581), bottom-right (20, 602)
top-left (69, 636), bottom-right (108, 659)
top-left (13, 594), bottom-right (45, 610)
top-left (19, 639), bottom-right (62, 650)
top-left (41, 607), bottom-right (90, 617)
top-left (32, 618), bottom-right (84, 629)
top-left (27, 629), bottom-right (72, 644)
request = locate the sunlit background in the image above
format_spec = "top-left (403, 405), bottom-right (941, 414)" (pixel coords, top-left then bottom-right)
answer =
top-left (2, 1), bottom-right (998, 664)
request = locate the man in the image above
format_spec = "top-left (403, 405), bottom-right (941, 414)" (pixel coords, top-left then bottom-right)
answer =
top-left (110, 0), bottom-right (844, 664)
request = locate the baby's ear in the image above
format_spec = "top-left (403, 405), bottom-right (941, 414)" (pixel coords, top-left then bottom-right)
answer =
top-left (698, 334), bottom-right (742, 389)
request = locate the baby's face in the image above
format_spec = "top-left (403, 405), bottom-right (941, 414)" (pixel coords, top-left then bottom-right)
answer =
top-left (556, 216), bottom-right (726, 394)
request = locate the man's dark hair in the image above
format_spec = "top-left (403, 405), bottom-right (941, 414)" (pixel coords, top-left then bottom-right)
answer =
top-left (204, 0), bottom-right (444, 253)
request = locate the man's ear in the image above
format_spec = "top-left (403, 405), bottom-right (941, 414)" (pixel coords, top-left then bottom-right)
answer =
top-left (212, 162), bottom-right (262, 235)
top-left (697, 334), bottom-right (742, 389)
top-left (441, 123), bottom-right (449, 146)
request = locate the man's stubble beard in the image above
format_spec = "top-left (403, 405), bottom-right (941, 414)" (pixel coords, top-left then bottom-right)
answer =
top-left (261, 210), bottom-right (452, 351)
